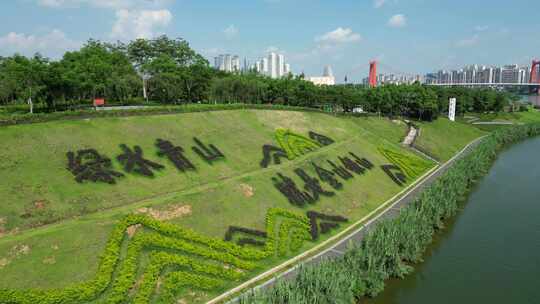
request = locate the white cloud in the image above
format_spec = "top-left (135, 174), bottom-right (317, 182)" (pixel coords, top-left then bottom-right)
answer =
top-left (223, 25), bottom-right (239, 39)
top-left (475, 25), bottom-right (489, 32)
top-left (265, 46), bottom-right (284, 53)
top-left (38, 0), bottom-right (171, 9)
top-left (315, 27), bottom-right (362, 45)
top-left (456, 34), bottom-right (479, 47)
top-left (374, 0), bottom-right (386, 8)
top-left (388, 14), bottom-right (407, 28)
top-left (110, 9), bottom-right (172, 40)
top-left (0, 29), bottom-right (80, 57)
top-left (38, 0), bottom-right (174, 42)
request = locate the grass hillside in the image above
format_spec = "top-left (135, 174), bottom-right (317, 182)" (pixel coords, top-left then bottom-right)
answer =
top-left (0, 110), bottom-right (480, 304)
top-left (415, 118), bottom-right (486, 161)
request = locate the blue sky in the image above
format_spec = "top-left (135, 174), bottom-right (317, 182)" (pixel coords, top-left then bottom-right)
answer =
top-left (0, 0), bottom-right (539, 82)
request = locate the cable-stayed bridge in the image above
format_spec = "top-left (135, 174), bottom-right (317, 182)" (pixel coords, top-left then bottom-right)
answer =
top-left (349, 59), bottom-right (540, 95)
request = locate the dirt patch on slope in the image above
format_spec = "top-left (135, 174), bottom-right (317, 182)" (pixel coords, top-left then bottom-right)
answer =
top-left (238, 184), bottom-right (254, 198)
top-left (0, 244), bottom-right (31, 269)
top-left (126, 224), bottom-right (142, 239)
top-left (42, 256), bottom-right (56, 265)
top-left (136, 204), bottom-right (192, 221)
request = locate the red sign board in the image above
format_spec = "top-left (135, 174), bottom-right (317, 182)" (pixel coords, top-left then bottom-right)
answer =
top-left (94, 98), bottom-right (105, 107)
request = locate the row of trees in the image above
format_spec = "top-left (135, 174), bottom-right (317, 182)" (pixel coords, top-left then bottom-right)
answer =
top-left (0, 35), bottom-right (513, 120)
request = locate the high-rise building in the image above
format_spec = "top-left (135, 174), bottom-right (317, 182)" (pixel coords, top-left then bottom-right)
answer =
top-left (425, 63), bottom-right (537, 84)
top-left (231, 56), bottom-right (240, 72)
top-left (277, 54), bottom-right (285, 77)
top-left (268, 52), bottom-right (278, 78)
top-left (214, 54), bottom-right (241, 73)
top-left (284, 63), bottom-right (291, 75)
top-left (501, 65), bottom-right (519, 83)
top-left (262, 57), bottom-right (269, 75)
top-left (250, 52), bottom-right (290, 78)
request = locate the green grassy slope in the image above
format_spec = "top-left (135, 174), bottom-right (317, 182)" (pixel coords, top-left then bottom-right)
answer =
top-left (0, 110), bottom-right (479, 303)
top-left (0, 110), bottom-right (407, 232)
top-left (414, 118), bottom-right (487, 161)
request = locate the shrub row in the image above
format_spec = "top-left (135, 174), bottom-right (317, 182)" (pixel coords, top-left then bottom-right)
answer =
top-left (66, 149), bottom-right (124, 184)
top-left (159, 271), bottom-right (222, 303)
top-left (259, 144), bottom-right (288, 168)
top-left (378, 147), bottom-right (432, 179)
top-left (133, 251), bottom-right (241, 304)
top-left (308, 131), bottom-right (335, 146)
top-left (0, 213), bottom-right (264, 304)
top-left (264, 208), bottom-right (311, 257)
top-left (225, 226), bottom-right (268, 247)
top-left (239, 123), bottom-right (540, 304)
top-left (277, 219), bottom-right (312, 256)
top-left (0, 103), bottom-right (333, 126)
top-left (381, 164), bottom-right (407, 186)
top-left (306, 211), bottom-right (349, 241)
top-left (275, 128), bottom-right (322, 160)
top-left (106, 231), bottom-right (256, 304)
top-left (192, 137), bottom-right (225, 163)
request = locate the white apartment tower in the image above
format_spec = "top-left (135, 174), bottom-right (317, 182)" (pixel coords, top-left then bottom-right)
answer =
top-left (251, 52), bottom-right (290, 78)
top-left (277, 54), bottom-right (285, 77)
top-left (262, 57), bottom-right (269, 74)
top-left (268, 52), bottom-right (278, 78)
top-left (214, 54), bottom-right (241, 73)
top-left (231, 56), bottom-right (240, 72)
top-left (284, 63), bottom-right (291, 75)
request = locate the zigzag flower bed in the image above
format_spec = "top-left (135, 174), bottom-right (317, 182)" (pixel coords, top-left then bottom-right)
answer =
top-left (239, 123), bottom-right (540, 304)
top-left (0, 208), bottom-right (324, 304)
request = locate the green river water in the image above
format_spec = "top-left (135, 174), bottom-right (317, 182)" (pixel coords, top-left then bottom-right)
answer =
top-left (367, 136), bottom-right (540, 304)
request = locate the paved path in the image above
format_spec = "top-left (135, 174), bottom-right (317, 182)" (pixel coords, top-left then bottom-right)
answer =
top-left (402, 125), bottom-right (418, 146)
top-left (216, 136), bottom-right (486, 304)
top-left (472, 121), bottom-right (514, 125)
top-left (95, 105), bottom-right (150, 111)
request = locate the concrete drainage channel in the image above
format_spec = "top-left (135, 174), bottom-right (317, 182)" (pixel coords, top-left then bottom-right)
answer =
top-left (208, 136), bottom-right (486, 304)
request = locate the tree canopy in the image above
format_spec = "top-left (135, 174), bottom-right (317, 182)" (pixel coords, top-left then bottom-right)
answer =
top-left (0, 35), bottom-right (512, 120)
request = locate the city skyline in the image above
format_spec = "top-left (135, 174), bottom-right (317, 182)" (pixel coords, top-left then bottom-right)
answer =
top-left (426, 62), bottom-right (539, 85)
top-left (0, 1), bottom-right (539, 83)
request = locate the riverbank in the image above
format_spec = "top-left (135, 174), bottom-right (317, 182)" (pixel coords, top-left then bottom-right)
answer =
top-left (217, 136), bottom-right (484, 304)
top-left (367, 135), bottom-right (540, 304)
top-left (238, 123), bottom-right (540, 304)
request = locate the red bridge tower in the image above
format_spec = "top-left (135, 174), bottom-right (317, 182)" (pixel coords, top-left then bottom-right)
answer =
top-left (369, 60), bottom-right (377, 88)
top-left (530, 60), bottom-right (540, 84)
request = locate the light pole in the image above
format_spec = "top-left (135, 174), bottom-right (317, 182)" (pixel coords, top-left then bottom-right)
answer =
top-left (28, 87), bottom-right (33, 114)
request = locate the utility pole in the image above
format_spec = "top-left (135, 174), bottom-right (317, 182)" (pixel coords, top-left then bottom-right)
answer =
top-left (142, 77), bottom-right (148, 102)
top-left (28, 87), bottom-right (33, 114)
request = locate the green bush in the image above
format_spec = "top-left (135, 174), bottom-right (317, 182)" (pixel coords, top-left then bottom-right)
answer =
top-left (275, 129), bottom-right (322, 160)
top-left (378, 147), bottom-right (432, 179)
top-left (0, 207), bottom-right (315, 303)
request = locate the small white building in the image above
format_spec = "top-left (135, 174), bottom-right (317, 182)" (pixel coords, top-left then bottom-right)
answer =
top-left (307, 76), bottom-right (336, 86)
top-left (307, 65), bottom-right (335, 85)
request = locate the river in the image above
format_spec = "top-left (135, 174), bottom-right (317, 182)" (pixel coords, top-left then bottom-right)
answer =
top-left (366, 136), bottom-right (540, 304)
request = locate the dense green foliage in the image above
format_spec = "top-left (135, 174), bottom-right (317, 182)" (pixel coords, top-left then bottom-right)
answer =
top-left (0, 36), bottom-right (511, 121)
top-left (239, 123), bottom-right (540, 304)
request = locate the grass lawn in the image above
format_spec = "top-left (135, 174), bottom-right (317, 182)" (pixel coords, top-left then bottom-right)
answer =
top-left (414, 118), bottom-right (487, 161)
top-left (0, 109), bottom-right (480, 303)
top-left (454, 108), bottom-right (540, 132)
